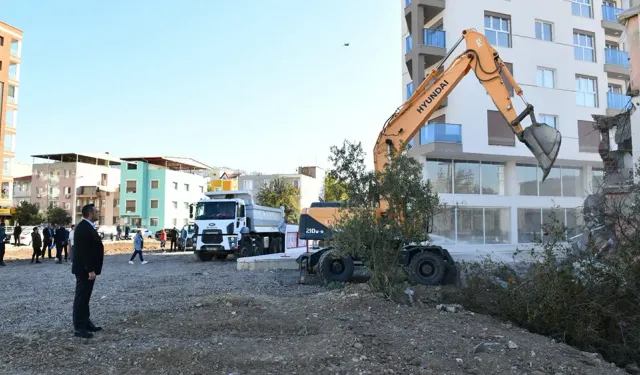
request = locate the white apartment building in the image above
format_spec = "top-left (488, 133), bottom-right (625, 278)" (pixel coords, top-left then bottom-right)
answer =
top-left (401, 0), bottom-right (631, 250)
top-left (238, 166), bottom-right (325, 211)
top-left (12, 174), bottom-right (30, 206)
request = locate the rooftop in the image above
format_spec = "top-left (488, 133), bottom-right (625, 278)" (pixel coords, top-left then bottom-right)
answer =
top-left (31, 153), bottom-right (122, 166)
top-left (0, 21), bottom-right (23, 36)
top-left (13, 175), bottom-right (31, 182)
top-left (120, 156), bottom-right (213, 171)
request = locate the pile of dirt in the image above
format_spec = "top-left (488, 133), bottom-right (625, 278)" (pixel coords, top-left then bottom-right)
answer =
top-left (4, 239), bottom-right (165, 260)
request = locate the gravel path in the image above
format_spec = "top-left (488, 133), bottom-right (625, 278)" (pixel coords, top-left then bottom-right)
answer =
top-left (0, 252), bottom-right (625, 375)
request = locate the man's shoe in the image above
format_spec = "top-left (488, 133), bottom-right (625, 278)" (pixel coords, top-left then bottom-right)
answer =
top-left (87, 322), bottom-right (102, 332)
top-left (141, 261), bottom-right (148, 265)
top-left (128, 261), bottom-right (134, 265)
top-left (74, 330), bottom-right (94, 338)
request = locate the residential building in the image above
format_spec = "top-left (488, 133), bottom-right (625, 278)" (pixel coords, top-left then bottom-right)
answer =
top-left (12, 174), bottom-right (30, 206)
top-left (400, 0), bottom-right (632, 249)
top-left (118, 156), bottom-right (210, 232)
top-left (0, 21), bottom-right (23, 221)
top-left (209, 169), bottom-right (240, 191)
top-left (76, 185), bottom-right (120, 226)
top-left (238, 166), bottom-right (325, 211)
top-left (31, 153), bottom-right (122, 224)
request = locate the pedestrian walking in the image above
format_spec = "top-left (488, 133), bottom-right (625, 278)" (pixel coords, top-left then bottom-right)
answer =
top-left (14, 223), bottom-right (21, 246)
top-left (160, 229), bottom-right (167, 251)
top-left (31, 227), bottom-right (42, 264)
top-left (0, 222), bottom-right (6, 266)
top-left (124, 225), bottom-right (130, 240)
top-left (129, 230), bottom-right (148, 265)
top-left (54, 223), bottom-right (67, 263)
top-left (116, 224), bottom-right (122, 241)
top-left (42, 224), bottom-right (54, 259)
top-left (72, 204), bottom-right (104, 339)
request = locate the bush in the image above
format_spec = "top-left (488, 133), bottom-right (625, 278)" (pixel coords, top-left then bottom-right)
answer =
top-left (451, 201), bottom-right (640, 367)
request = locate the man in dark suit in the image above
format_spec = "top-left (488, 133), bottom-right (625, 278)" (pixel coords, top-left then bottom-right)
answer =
top-left (54, 223), bottom-right (67, 264)
top-left (71, 204), bottom-right (105, 338)
top-left (42, 224), bottom-right (54, 259)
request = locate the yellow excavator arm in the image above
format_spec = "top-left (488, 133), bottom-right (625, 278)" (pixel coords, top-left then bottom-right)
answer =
top-left (374, 29), bottom-right (561, 182)
top-left (299, 29), bottom-right (562, 238)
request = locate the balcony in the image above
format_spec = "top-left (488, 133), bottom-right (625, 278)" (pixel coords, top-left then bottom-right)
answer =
top-left (77, 186), bottom-right (99, 196)
top-left (409, 123), bottom-right (462, 156)
top-left (604, 49), bottom-right (630, 78)
top-left (607, 92), bottom-right (629, 116)
top-left (601, 5), bottom-right (624, 36)
top-left (405, 34), bottom-right (412, 54)
top-left (405, 0), bottom-right (411, 7)
top-left (424, 29), bottom-right (446, 48)
top-left (407, 81), bottom-right (414, 98)
top-left (404, 0), bottom-right (445, 24)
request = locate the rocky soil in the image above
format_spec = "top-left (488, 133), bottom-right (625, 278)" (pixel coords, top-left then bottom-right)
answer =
top-left (0, 252), bottom-right (625, 375)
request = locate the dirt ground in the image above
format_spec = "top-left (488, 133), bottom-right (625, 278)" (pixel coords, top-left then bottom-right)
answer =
top-left (0, 251), bottom-right (624, 375)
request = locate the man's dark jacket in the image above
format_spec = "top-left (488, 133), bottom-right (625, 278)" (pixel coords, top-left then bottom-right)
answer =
top-left (43, 227), bottom-right (53, 242)
top-left (72, 220), bottom-right (104, 275)
top-left (54, 227), bottom-right (67, 245)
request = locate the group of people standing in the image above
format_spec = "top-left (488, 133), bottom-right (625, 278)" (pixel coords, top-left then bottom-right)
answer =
top-left (29, 223), bottom-right (74, 264)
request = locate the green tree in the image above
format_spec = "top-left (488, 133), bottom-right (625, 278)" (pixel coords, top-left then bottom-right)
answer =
top-left (255, 177), bottom-right (301, 224)
top-left (328, 140), bottom-right (440, 296)
top-left (323, 174), bottom-right (348, 202)
top-left (13, 201), bottom-right (45, 225)
top-left (46, 206), bottom-right (72, 225)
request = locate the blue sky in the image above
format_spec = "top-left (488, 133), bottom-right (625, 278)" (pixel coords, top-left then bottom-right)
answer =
top-left (4, 0), bottom-right (401, 174)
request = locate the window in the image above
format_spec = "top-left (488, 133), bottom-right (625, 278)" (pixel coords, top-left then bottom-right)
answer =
top-left (172, 218), bottom-right (177, 226)
top-left (516, 164), bottom-right (583, 197)
top-left (101, 173), bottom-right (108, 185)
top-left (571, 0), bottom-right (592, 18)
top-left (5, 109), bottom-right (15, 127)
top-left (573, 32), bottom-right (595, 62)
top-left (426, 159), bottom-right (505, 195)
top-left (125, 200), bottom-right (136, 213)
top-left (9, 62), bottom-right (17, 80)
top-left (591, 168), bottom-right (604, 193)
top-left (113, 216), bottom-right (118, 225)
top-left (576, 76), bottom-right (597, 107)
top-left (453, 161), bottom-right (480, 194)
top-left (150, 199), bottom-right (159, 209)
top-left (184, 218), bottom-right (189, 225)
top-left (126, 180), bottom-right (137, 193)
top-left (426, 160), bottom-right (453, 193)
top-left (535, 20), bottom-right (553, 41)
top-left (484, 14), bottom-right (511, 48)
top-left (114, 199), bottom-right (119, 208)
top-left (500, 62), bottom-right (514, 97)
top-left (7, 85), bottom-right (16, 104)
top-left (243, 180), bottom-right (253, 190)
top-left (539, 114), bottom-right (558, 129)
top-left (518, 208), bottom-right (583, 243)
top-left (64, 170), bottom-right (70, 178)
top-left (173, 182), bottom-right (178, 190)
top-left (487, 110), bottom-right (515, 146)
top-left (536, 67), bottom-right (555, 88)
top-left (0, 36), bottom-right (3, 46)
top-left (172, 201), bottom-right (178, 209)
top-left (199, 186), bottom-right (204, 193)
top-left (151, 180), bottom-right (159, 189)
top-left (127, 162), bottom-right (137, 170)
top-left (64, 186), bottom-right (71, 195)
top-left (184, 183), bottom-right (189, 191)
top-left (150, 217), bottom-right (159, 227)
top-left (578, 120), bottom-right (600, 153)
top-left (184, 202), bottom-right (189, 209)
top-left (481, 162), bottom-right (505, 195)
top-left (431, 206), bottom-right (510, 245)
top-left (406, 81), bottom-right (414, 98)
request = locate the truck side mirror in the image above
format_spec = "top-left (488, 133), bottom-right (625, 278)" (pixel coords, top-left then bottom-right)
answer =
top-left (189, 204), bottom-right (194, 219)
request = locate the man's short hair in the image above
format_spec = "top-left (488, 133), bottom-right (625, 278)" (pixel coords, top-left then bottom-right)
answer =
top-left (71, 224), bottom-right (75, 229)
top-left (81, 204), bottom-right (95, 218)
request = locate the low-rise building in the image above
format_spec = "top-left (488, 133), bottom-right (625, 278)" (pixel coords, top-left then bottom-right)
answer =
top-left (118, 156), bottom-right (210, 232)
top-left (12, 174), bottom-right (30, 206)
top-left (30, 153), bottom-right (122, 223)
top-left (209, 170), bottom-right (240, 191)
top-left (238, 166), bottom-right (325, 210)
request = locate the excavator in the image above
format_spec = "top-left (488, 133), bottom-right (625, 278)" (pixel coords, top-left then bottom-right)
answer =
top-left (296, 29), bottom-right (563, 285)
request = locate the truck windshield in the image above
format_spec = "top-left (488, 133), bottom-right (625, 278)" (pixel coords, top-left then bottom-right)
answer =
top-left (195, 202), bottom-right (236, 220)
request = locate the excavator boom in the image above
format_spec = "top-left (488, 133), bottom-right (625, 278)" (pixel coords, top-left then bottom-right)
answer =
top-left (374, 29), bottom-right (561, 182)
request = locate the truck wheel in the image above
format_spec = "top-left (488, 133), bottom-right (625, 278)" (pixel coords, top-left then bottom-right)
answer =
top-left (253, 236), bottom-right (265, 256)
top-left (197, 252), bottom-right (214, 262)
top-left (215, 254), bottom-right (228, 260)
top-left (318, 249), bottom-right (354, 282)
top-left (409, 251), bottom-right (445, 285)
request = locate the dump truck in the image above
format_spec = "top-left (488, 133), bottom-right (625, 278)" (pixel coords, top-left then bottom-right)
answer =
top-left (190, 190), bottom-right (287, 261)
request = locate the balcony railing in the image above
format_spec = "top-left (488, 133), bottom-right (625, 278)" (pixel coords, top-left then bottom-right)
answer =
top-left (608, 92), bottom-right (628, 110)
top-left (405, 34), bottom-right (412, 53)
top-left (7, 96), bottom-right (16, 104)
top-left (602, 4), bottom-right (623, 22)
top-left (424, 29), bottom-right (446, 48)
top-left (10, 48), bottom-right (19, 57)
top-left (420, 123), bottom-right (462, 145)
top-left (405, 0), bottom-right (411, 7)
top-left (605, 48), bottom-right (630, 67)
top-left (406, 81), bottom-right (414, 98)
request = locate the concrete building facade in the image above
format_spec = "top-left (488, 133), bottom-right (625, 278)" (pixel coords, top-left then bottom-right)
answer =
top-left (400, 0), bottom-right (634, 249)
top-left (31, 153), bottom-right (122, 224)
top-left (238, 166), bottom-right (325, 211)
top-left (12, 174), bottom-right (30, 206)
top-left (0, 21), bottom-right (23, 220)
top-left (118, 157), bottom-right (209, 232)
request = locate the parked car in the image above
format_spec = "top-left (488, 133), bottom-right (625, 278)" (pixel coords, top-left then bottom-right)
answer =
top-left (129, 228), bottom-right (154, 239)
top-left (97, 225), bottom-right (118, 240)
top-left (19, 228), bottom-right (41, 246)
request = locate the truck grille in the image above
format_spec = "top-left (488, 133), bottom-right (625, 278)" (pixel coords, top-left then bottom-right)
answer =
top-left (201, 230), bottom-right (223, 244)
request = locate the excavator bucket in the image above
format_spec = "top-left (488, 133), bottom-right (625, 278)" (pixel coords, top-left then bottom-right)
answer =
top-left (521, 122), bottom-right (562, 181)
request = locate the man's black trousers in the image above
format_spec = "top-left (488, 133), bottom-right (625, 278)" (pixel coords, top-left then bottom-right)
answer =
top-left (72, 274), bottom-right (95, 331)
